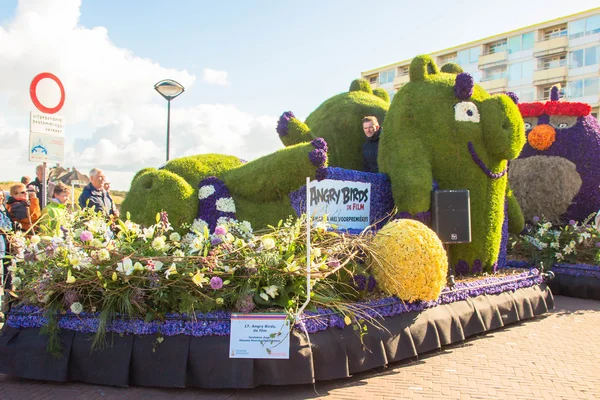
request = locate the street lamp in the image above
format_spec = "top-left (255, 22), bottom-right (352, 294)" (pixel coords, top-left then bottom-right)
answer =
top-left (154, 79), bottom-right (185, 162)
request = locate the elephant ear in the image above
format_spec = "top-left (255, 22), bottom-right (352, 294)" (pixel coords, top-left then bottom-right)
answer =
top-left (409, 55), bottom-right (440, 82)
top-left (372, 87), bottom-right (390, 103)
top-left (349, 78), bottom-right (373, 95)
top-left (440, 63), bottom-right (463, 74)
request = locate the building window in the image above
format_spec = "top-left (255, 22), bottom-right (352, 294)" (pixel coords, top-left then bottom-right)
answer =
top-left (399, 66), bottom-right (409, 76)
top-left (543, 26), bottom-right (567, 40)
top-left (368, 76), bottom-right (378, 85)
top-left (482, 66), bottom-right (506, 81)
top-left (570, 16), bottom-right (600, 39)
top-left (488, 40), bottom-right (507, 54)
top-left (508, 60), bottom-right (534, 81)
top-left (509, 33), bottom-right (534, 53)
top-left (540, 55), bottom-right (566, 69)
top-left (469, 47), bottom-right (481, 63)
top-left (457, 47), bottom-right (480, 65)
top-left (567, 77), bottom-right (599, 98)
top-left (378, 69), bottom-right (396, 85)
top-left (520, 89), bottom-right (534, 102)
top-left (586, 15), bottom-right (600, 35)
top-left (569, 45), bottom-right (600, 69)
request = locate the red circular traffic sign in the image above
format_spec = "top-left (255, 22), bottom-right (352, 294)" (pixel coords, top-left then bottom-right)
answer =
top-left (29, 72), bottom-right (65, 114)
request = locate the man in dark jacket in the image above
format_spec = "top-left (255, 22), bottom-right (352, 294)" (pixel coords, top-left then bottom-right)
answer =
top-left (27, 164), bottom-right (54, 206)
top-left (362, 116), bottom-right (381, 173)
top-left (78, 168), bottom-right (115, 216)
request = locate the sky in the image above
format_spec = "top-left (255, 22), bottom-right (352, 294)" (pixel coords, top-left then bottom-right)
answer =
top-left (0, 0), bottom-right (598, 190)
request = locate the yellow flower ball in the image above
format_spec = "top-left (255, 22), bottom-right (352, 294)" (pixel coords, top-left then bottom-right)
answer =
top-left (370, 219), bottom-right (448, 302)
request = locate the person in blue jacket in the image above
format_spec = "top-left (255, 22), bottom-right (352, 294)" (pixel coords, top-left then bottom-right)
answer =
top-left (78, 168), bottom-right (115, 216)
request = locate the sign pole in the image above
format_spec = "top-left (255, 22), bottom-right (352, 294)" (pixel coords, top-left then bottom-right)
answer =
top-left (41, 162), bottom-right (47, 209)
top-left (295, 177), bottom-right (312, 322)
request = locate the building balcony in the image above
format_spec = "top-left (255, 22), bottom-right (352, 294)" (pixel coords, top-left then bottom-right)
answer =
top-left (532, 66), bottom-right (568, 86)
top-left (478, 51), bottom-right (508, 68)
top-left (479, 77), bottom-right (508, 92)
top-left (393, 74), bottom-right (410, 88)
top-left (533, 36), bottom-right (568, 58)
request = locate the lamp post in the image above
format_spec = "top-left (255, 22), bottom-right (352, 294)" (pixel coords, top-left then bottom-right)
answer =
top-left (154, 79), bottom-right (185, 162)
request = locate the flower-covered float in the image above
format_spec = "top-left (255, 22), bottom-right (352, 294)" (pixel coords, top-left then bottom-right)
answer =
top-left (0, 56), bottom-right (554, 389)
top-left (506, 87), bottom-right (600, 300)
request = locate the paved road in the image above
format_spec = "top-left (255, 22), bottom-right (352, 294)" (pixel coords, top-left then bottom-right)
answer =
top-left (0, 295), bottom-right (599, 399)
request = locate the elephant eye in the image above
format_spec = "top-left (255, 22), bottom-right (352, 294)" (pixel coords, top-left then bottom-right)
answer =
top-left (524, 122), bottom-right (532, 130)
top-left (454, 102), bottom-right (480, 123)
top-left (558, 123), bottom-right (567, 128)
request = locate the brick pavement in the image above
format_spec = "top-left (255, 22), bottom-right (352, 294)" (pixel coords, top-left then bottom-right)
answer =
top-left (0, 295), bottom-right (599, 400)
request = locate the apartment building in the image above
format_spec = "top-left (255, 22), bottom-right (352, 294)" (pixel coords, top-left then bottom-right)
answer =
top-left (362, 8), bottom-right (600, 118)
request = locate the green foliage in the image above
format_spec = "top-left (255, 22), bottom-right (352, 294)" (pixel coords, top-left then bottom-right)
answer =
top-left (280, 118), bottom-right (312, 147)
top-left (506, 183), bottom-right (525, 234)
top-left (163, 154), bottom-right (243, 187)
top-left (380, 55), bottom-right (526, 273)
top-left (306, 91), bottom-right (388, 170)
top-left (372, 88), bottom-right (390, 103)
top-left (510, 217), bottom-right (600, 268)
top-left (222, 142), bottom-right (324, 202)
top-left (349, 78), bottom-right (373, 94)
top-left (131, 167), bottom-right (156, 183)
top-left (440, 63), bottom-right (464, 74)
top-left (122, 169), bottom-right (196, 230)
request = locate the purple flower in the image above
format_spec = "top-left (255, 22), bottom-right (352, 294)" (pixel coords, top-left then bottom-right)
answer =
top-left (80, 230), bottom-right (93, 242)
top-left (595, 242), bottom-right (600, 248)
top-left (311, 137), bottom-right (328, 152)
top-left (504, 91), bottom-right (519, 105)
top-left (471, 259), bottom-right (482, 274)
top-left (315, 167), bottom-right (327, 181)
top-left (455, 260), bottom-right (469, 276)
top-left (550, 86), bottom-right (560, 101)
top-left (532, 216), bottom-right (540, 223)
top-left (308, 149), bottom-right (327, 167)
top-left (210, 276), bottom-right (223, 290)
top-left (569, 220), bottom-right (576, 226)
top-left (454, 73), bottom-right (474, 100)
top-left (211, 237), bottom-right (223, 246)
top-left (276, 111), bottom-right (295, 137)
top-left (367, 275), bottom-right (377, 292)
top-left (352, 275), bottom-right (367, 291)
top-left (214, 225), bottom-right (227, 236)
top-left (327, 258), bottom-right (340, 268)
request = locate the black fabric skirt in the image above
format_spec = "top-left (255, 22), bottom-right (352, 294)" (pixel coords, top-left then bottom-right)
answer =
top-left (0, 284), bottom-right (553, 388)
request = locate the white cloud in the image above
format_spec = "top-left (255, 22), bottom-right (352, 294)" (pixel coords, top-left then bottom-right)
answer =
top-left (202, 68), bottom-right (229, 86)
top-left (0, 0), bottom-right (282, 191)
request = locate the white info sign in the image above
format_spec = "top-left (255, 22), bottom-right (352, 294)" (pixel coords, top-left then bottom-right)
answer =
top-left (308, 179), bottom-right (371, 230)
top-left (229, 313), bottom-right (290, 359)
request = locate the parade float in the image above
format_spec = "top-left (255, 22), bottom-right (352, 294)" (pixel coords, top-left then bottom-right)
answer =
top-left (0, 56), bottom-right (554, 388)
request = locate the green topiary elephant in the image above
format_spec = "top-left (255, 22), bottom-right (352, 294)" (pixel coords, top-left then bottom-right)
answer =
top-left (379, 55), bottom-right (525, 274)
top-left (276, 79), bottom-right (390, 170)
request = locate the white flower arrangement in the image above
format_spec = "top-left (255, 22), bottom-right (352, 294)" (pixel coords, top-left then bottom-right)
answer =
top-left (191, 219), bottom-right (209, 233)
top-left (198, 185), bottom-right (216, 200)
top-left (215, 197), bottom-right (236, 213)
top-left (454, 102), bottom-right (480, 123)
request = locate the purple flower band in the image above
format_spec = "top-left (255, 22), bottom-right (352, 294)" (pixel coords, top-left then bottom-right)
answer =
top-left (468, 142), bottom-right (508, 179)
top-left (7, 269), bottom-right (542, 337)
top-left (276, 111), bottom-right (295, 137)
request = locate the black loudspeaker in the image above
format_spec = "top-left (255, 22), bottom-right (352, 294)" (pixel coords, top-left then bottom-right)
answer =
top-left (431, 190), bottom-right (471, 244)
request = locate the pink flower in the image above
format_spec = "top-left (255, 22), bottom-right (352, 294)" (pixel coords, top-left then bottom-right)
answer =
top-left (210, 276), bottom-right (223, 290)
top-left (80, 231), bottom-right (93, 242)
top-left (214, 225), bottom-right (227, 236)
